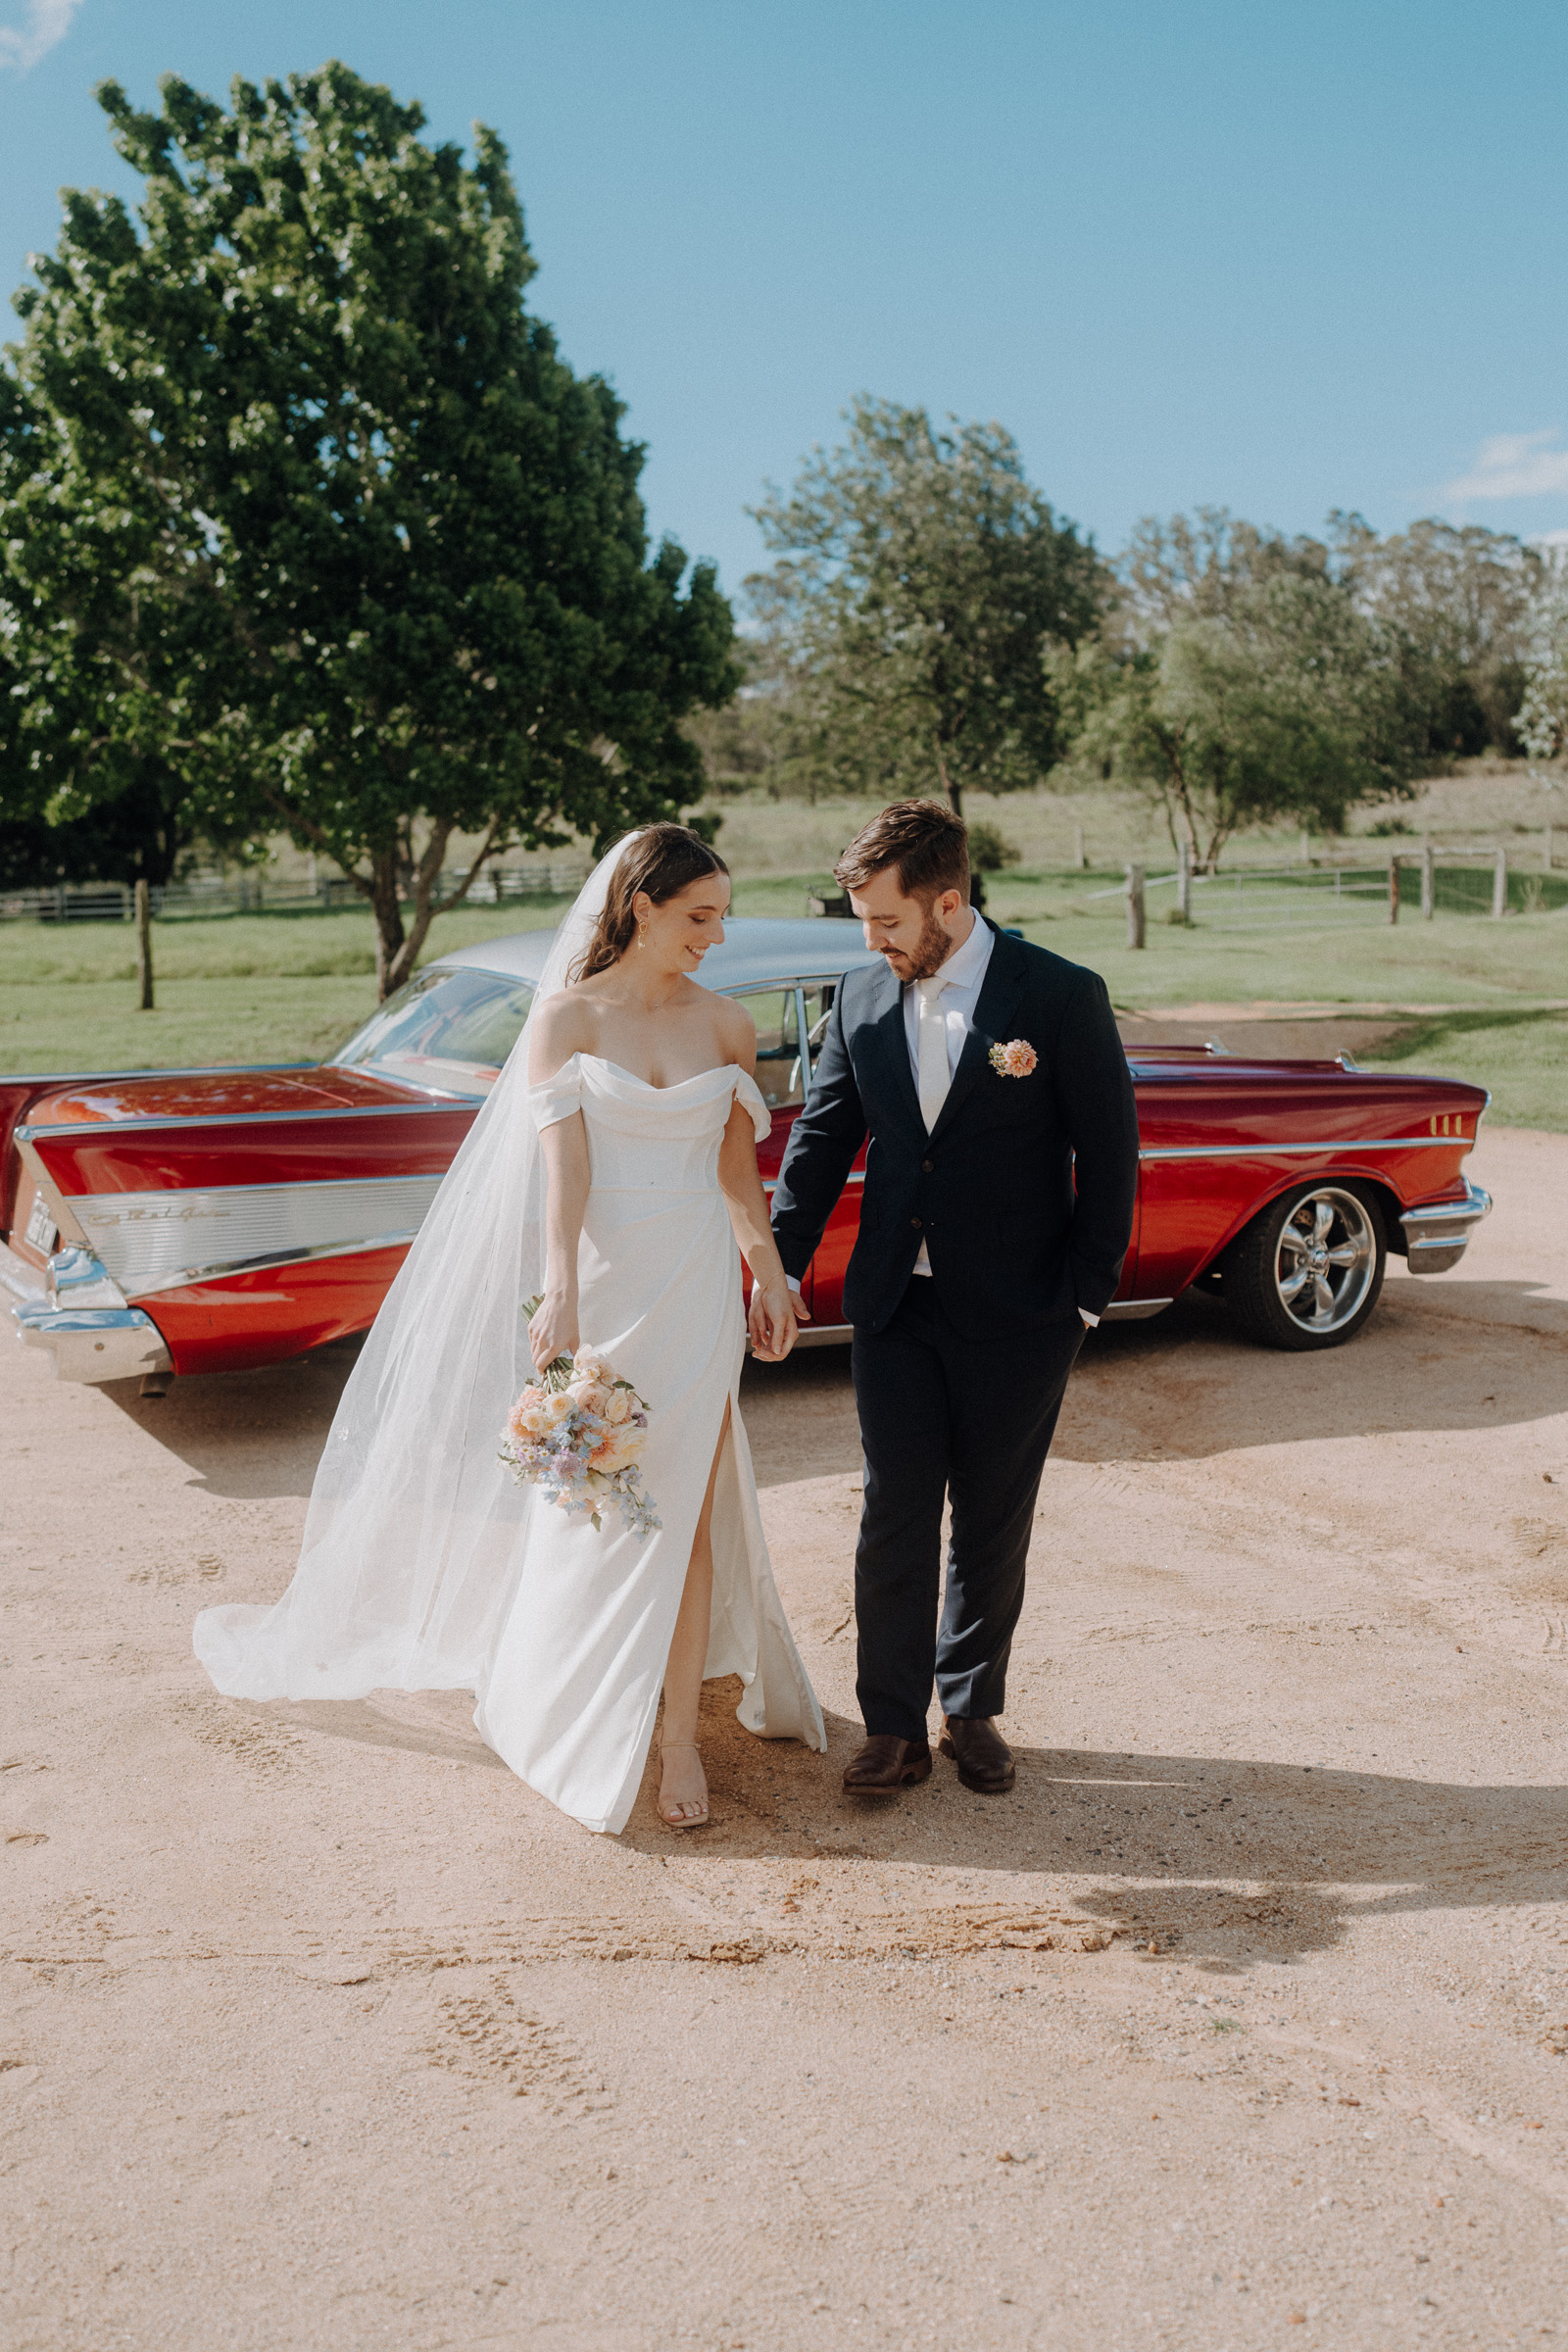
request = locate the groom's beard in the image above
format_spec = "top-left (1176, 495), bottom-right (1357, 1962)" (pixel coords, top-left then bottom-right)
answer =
top-left (882, 906), bottom-right (955, 983)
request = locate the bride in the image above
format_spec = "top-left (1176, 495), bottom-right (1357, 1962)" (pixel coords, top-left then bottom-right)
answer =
top-left (194, 826), bottom-right (826, 1834)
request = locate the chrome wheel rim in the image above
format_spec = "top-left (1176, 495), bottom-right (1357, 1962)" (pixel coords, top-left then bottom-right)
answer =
top-left (1274, 1188), bottom-right (1376, 1335)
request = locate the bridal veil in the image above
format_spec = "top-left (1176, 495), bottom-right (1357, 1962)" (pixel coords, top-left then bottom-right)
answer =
top-left (194, 837), bottom-right (641, 1701)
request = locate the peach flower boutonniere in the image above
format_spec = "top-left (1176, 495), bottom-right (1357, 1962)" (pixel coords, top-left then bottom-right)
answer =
top-left (988, 1038), bottom-right (1039, 1079)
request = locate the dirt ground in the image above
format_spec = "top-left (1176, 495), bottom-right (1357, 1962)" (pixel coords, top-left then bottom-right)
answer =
top-left (4, 1125), bottom-right (1567, 2352)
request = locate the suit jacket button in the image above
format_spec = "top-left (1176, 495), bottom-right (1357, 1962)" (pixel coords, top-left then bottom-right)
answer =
top-left (920, 1158), bottom-right (934, 1173)
top-left (910, 1216), bottom-right (922, 1229)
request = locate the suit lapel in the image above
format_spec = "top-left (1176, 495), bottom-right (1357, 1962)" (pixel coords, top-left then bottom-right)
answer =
top-left (927, 924), bottom-right (1026, 1147)
top-left (859, 957), bottom-right (925, 1135)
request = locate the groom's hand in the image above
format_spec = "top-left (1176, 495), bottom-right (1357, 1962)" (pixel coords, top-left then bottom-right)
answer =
top-left (748, 1278), bottom-right (800, 1362)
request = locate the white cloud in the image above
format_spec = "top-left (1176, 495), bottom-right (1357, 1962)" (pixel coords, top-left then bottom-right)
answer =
top-left (1443, 430), bottom-right (1568, 503)
top-left (0, 0), bottom-right (83, 74)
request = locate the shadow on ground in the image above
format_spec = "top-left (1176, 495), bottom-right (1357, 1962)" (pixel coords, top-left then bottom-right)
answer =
top-left (97, 1273), bottom-right (1568, 1502)
top-left (249, 1679), bottom-right (1568, 1975)
top-left (630, 1692), bottom-right (1568, 1971)
top-left (1055, 1289), bottom-right (1568, 1463)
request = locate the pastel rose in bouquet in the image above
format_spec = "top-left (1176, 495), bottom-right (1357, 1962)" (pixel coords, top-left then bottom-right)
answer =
top-left (498, 1299), bottom-right (661, 1538)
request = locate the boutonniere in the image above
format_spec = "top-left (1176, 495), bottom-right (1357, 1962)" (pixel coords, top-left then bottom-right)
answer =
top-left (989, 1039), bottom-right (1038, 1078)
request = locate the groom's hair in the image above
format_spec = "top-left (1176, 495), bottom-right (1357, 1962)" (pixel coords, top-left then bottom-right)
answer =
top-left (834, 800), bottom-right (969, 906)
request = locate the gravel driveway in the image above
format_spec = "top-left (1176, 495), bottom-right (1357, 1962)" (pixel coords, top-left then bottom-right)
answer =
top-left (3, 1126), bottom-right (1566, 2350)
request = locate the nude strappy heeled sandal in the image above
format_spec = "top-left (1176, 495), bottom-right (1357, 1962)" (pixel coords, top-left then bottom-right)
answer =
top-left (655, 1741), bottom-right (710, 1830)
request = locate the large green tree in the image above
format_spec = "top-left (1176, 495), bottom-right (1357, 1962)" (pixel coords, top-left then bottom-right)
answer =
top-left (1119, 505), bottom-right (1346, 632)
top-left (1052, 559), bottom-right (1425, 868)
top-left (1349, 517), bottom-right (1541, 757)
top-left (0, 65), bottom-right (738, 991)
top-left (746, 397), bottom-right (1103, 816)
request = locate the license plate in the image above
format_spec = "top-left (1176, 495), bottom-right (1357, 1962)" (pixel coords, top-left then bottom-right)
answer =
top-left (24, 1188), bottom-right (60, 1256)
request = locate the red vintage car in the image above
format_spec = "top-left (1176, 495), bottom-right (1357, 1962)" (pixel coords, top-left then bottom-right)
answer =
top-left (2, 916), bottom-right (1490, 1390)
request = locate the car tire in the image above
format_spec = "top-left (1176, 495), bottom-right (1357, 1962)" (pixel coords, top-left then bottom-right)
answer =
top-left (1224, 1180), bottom-right (1387, 1351)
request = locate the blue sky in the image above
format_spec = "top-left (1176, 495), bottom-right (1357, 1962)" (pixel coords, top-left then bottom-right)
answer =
top-left (4, 1), bottom-right (1567, 601)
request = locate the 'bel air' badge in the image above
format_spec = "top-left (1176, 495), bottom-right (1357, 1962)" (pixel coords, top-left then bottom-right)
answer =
top-left (86, 1202), bottom-right (231, 1224)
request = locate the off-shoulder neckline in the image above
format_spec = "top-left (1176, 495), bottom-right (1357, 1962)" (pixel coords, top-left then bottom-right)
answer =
top-left (533, 1052), bottom-right (756, 1098)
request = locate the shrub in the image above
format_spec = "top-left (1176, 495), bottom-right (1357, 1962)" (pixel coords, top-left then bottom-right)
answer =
top-left (967, 821), bottom-right (1022, 871)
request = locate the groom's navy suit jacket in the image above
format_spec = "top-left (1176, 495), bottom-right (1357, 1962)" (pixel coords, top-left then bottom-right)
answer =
top-left (770, 921), bottom-right (1141, 1341)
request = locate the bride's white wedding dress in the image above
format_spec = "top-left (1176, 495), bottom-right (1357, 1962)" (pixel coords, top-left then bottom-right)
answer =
top-left (193, 840), bottom-right (825, 1835)
top-left (474, 1053), bottom-right (823, 1829)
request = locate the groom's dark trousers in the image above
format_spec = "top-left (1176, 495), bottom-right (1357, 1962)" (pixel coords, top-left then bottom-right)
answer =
top-left (770, 921), bottom-right (1140, 1742)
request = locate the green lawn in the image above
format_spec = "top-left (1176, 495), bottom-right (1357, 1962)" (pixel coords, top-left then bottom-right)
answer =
top-left (3, 873), bottom-right (1564, 1127)
top-left (0, 899), bottom-right (571, 1075)
top-left (1361, 1006), bottom-right (1568, 1133)
top-left (978, 866), bottom-right (1568, 1012)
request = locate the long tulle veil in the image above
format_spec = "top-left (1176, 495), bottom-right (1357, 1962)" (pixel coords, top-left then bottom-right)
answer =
top-left (193, 835), bottom-right (644, 1702)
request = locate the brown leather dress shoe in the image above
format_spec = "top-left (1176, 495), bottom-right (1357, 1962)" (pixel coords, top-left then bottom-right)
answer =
top-left (842, 1734), bottom-right (933, 1793)
top-left (939, 1715), bottom-right (1015, 1793)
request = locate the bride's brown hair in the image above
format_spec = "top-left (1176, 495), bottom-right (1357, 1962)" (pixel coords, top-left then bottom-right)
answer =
top-left (571, 824), bottom-right (730, 981)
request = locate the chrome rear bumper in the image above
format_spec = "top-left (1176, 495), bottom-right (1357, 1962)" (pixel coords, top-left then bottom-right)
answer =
top-left (1398, 1178), bottom-right (1492, 1275)
top-left (4, 1238), bottom-right (172, 1383)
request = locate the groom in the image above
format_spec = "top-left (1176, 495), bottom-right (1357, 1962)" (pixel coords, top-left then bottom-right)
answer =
top-left (770, 801), bottom-right (1140, 1796)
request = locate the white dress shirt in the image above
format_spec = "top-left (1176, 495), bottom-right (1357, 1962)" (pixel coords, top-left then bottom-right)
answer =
top-left (783, 912), bottom-right (1097, 1325)
top-left (903, 913), bottom-right (994, 1275)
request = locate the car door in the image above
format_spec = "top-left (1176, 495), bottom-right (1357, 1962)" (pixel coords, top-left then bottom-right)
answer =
top-left (729, 986), bottom-right (808, 1296)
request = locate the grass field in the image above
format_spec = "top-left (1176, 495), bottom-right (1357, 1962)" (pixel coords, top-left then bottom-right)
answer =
top-left (4, 801), bottom-right (1564, 1127)
top-left (1359, 1005), bottom-right (1568, 1132)
top-left (0, 899), bottom-right (574, 1075)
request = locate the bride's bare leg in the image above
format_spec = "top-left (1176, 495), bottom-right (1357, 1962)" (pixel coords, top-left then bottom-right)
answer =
top-left (657, 1402), bottom-right (729, 1825)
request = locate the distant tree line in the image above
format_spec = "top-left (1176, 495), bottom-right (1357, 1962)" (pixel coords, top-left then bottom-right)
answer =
top-left (705, 409), bottom-right (1554, 866)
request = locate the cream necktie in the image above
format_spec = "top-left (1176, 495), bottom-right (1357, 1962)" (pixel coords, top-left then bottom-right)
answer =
top-left (915, 973), bottom-right (953, 1132)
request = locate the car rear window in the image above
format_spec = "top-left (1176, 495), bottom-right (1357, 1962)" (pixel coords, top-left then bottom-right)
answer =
top-left (331, 967), bottom-right (535, 1097)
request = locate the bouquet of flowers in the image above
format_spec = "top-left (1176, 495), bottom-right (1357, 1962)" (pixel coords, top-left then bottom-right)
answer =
top-left (498, 1298), bottom-right (662, 1538)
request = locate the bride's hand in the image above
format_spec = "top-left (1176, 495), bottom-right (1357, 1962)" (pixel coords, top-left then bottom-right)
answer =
top-left (530, 1289), bottom-right (579, 1372)
top-left (748, 1277), bottom-right (799, 1363)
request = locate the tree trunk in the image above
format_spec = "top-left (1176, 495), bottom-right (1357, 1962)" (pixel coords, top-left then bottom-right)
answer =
top-left (368, 819), bottom-right (499, 1000)
top-left (368, 850), bottom-right (408, 1001)
top-left (934, 739), bottom-right (961, 819)
top-left (134, 878), bottom-right (154, 1009)
top-left (1155, 728), bottom-right (1200, 869)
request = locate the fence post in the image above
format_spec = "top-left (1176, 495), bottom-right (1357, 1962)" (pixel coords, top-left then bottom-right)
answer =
top-left (1073, 823), bottom-right (1086, 871)
top-left (1388, 857), bottom-right (1400, 924)
top-left (134, 879), bottom-right (154, 1010)
top-left (1176, 840), bottom-right (1192, 924)
top-left (1299, 829), bottom-right (1311, 864)
top-left (1421, 842), bottom-right (1435, 921)
top-left (1125, 861), bottom-right (1146, 950)
top-left (1493, 848), bottom-right (1507, 919)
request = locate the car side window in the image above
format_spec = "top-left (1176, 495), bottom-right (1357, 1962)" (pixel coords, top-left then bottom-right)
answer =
top-left (733, 989), bottom-right (806, 1110)
top-left (801, 985), bottom-right (833, 1072)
